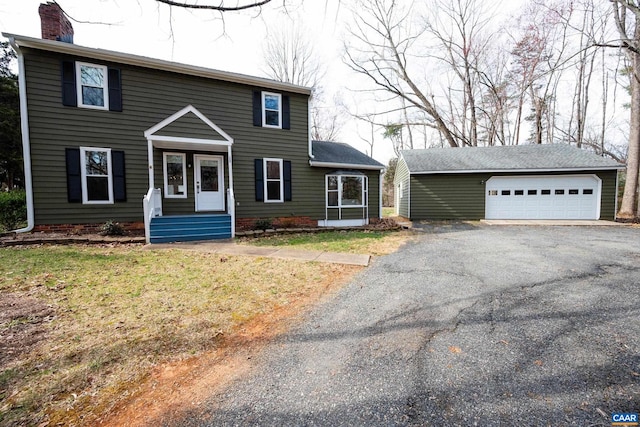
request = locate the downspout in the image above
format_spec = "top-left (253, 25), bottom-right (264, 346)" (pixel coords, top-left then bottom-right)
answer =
top-left (379, 169), bottom-right (384, 219)
top-left (9, 38), bottom-right (34, 233)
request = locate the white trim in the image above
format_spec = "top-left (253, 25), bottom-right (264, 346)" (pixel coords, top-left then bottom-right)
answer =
top-left (150, 136), bottom-right (232, 147)
top-left (76, 62), bottom-right (109, 110)
top-left (263, 158), bottom-right (284, 203)
top-left (163, 152), bottom-right (187, 198)
top-left (408, 167), bottom-right (623, 175)
top-left (80, 146), bottom-right (114, 204)
top-left (147, 139), bottom-right (155, 190)
top-left (4, 33), bottom-right (312, 96)
top-left (144, 105), bottom-right (234, 144)
top-left (8, 39), bottom-right (33, 233)
top-left (262, 92), bottom-right (282, 129)
top-left (309, 160), bottom-right (384, 171)
top-left (379, 171), bottom-right (383, 219)
top-left (318, 219), bottom-right (368, 227)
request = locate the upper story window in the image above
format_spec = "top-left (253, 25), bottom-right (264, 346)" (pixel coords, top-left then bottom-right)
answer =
top-left (62, 60), bottom-right (122, 111)
top-left (262, 92), bottom-right (282, 128)
top-left (76, 62), bottom-right (109, 110)
top-left (264, 158), bottom-right (284, 202)
top-left (252, 90), bottom-right (290, 129)
top-left (80, 146), bottom-right (113, 204)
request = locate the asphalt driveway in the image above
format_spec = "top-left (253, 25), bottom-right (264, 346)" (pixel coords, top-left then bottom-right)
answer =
top-left (179, 224), bottom-right (640, 426)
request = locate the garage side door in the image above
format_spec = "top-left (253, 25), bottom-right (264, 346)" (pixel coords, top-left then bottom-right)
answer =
top-left (485, 175), bottom-right (601, 220)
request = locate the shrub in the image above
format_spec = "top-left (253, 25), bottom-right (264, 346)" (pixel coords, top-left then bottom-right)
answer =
top-left (253, 218), bottom-right (273, 231)
top-left (0, 190), bottom-right (26, 231)
top-left (100, 220), bottom-right (125, 236)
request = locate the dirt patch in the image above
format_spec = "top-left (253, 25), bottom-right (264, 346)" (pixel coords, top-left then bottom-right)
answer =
top-left (96, 267), bottom-right (358, 427)
top-left (0, 293), bottom-right (55, 368)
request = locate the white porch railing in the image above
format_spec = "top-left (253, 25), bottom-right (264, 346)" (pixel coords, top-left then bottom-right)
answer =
top-left (227, 187), bottom-right (235, 237)
top-left (143, 188), bottom-right (162, 243)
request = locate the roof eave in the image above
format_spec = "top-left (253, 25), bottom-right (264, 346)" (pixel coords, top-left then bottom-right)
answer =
top-left (3, 33), bottom-right (312, 96)
top-left (309, 160), bottom-right (385, 171)
top-left (407, 166), bottom-right (625, 175)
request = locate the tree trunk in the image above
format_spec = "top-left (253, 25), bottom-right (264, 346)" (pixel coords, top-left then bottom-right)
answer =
top-left (618, 50), bottom-right (640, 218)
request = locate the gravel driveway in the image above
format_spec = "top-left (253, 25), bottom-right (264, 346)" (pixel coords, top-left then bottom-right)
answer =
top-left (180, 224), bottom-right (640, 426)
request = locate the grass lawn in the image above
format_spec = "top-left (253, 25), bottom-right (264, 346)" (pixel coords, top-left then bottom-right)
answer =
top-left (0, 230), bottom-right (408, 426)
top-left (238, 229), bottom-right (410, 256)
top-left (382, 207), bottom-right (395, 217)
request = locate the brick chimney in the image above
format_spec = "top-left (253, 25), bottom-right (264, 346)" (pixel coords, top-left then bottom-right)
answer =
top-left (39, 2), bottom-right (74, 43)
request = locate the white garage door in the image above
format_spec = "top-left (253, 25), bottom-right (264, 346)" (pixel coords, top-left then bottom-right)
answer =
top-left (485, 175), bottom-right (601, 220)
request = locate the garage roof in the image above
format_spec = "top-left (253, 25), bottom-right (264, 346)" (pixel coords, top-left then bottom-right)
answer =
top-left (401, 144), bottom-right (624, 174)
top-left (310, 141), bottom-right (385, 170)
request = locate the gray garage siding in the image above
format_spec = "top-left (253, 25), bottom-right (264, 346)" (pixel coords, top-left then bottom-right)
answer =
top-left (408, 170), bottom-right (618, 221)
top-left (24, 48), bottom-right (317, 225)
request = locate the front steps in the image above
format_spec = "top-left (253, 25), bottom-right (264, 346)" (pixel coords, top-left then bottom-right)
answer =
top-left (149, 214), bottom-right (232, 243)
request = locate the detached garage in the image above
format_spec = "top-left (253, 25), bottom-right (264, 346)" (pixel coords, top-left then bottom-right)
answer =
top-left (395, 144), bottom-right (624, 221)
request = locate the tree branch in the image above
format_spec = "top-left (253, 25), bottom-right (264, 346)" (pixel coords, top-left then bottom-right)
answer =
top-left (154, 0), bottom-right (273, 11)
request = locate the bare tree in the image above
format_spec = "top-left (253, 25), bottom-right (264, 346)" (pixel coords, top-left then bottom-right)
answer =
top-left (344, 0), bottom-right (463, 147)
top-left (261, 23), bottom-right (343, 141)
top-left (262, 24), bottom-right (323, 88)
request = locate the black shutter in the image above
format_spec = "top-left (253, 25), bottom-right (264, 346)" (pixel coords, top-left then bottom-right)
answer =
top-left (65, 148), bottom-right (82, 202)
top-left (253, 91), bottom-right (262, 126)
top-left (283, 160), bottom-right (292, 201)
top-left (254, 159), bottom-right (264, 201)
top-left (61, 61), bottom-right (77, 107)
top-left (112, 150), bottom-right (126, 202)
top-left (282, 95), bottom-right (290, 130)
top-left (108, 68), bottom-right (123, 112)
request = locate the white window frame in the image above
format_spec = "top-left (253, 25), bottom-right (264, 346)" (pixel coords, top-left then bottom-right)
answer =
top-left (264, 158), bottom-right (284, 203)
top-left (76, 62), bottom-right (109, 110)
top-left (80, 146), bottom-right (113, 204)
top-left (163, 152), bottom-right (187, 198)
top-left (262, 91), bottom-right (282, 129)
top-left (326, 174), bottom-right (367, 208)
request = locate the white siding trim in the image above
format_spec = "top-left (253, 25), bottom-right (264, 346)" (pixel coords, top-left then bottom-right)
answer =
top-left (318, 219), bottom-right (368, 227)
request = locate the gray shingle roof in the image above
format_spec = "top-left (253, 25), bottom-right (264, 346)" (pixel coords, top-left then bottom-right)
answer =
top-left (311, 141), bottom-right (384, 169)
top-left (401, 144), bottom-right (623, 174)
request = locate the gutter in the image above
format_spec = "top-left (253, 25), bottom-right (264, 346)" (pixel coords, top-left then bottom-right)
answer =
top-left (407, 166), bottom-right (625, 175)
top-left (8, 37), bottom-right (34, 233)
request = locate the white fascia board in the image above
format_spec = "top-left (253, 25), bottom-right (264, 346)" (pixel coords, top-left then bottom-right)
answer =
top-left (310, 160), bottom-right (385, 171)
top-left (408, 166), bottom-right (625, 175)
top-left (5, 33), bottom-right (312, 96)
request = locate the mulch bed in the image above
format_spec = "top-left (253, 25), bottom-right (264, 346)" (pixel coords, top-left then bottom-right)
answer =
top-left (0, 218), bottom-right (402, 247)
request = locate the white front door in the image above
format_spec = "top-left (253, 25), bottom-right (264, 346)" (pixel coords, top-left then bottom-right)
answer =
top-left (194, 154), bottom-right (224, 211)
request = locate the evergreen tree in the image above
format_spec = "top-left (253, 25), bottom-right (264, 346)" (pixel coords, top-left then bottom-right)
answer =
top-left (0, 41), bottom-right (22, 189)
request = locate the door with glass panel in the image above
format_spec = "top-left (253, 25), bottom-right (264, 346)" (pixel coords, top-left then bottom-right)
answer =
top-left (194, 155), bottom-right (224, 211)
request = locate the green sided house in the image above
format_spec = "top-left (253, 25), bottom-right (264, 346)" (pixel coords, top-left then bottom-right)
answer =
top-left (395, 144), bottom-right (624, 221)
top-left (5, 3), bottom-right (384, 243)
